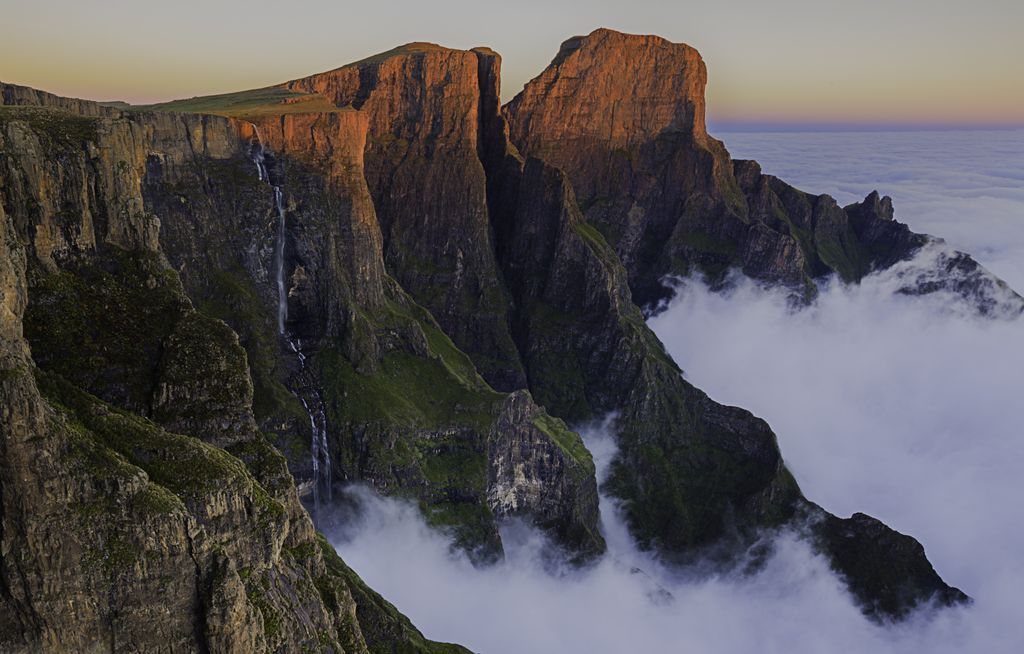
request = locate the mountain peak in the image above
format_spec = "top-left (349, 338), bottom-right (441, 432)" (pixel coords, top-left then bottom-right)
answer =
top-left (331, 40), bottom-right (459, 71)
top-left (552, 27), bottom-right (700, 67)
top-left (508, 27), bottom-right (709, 154)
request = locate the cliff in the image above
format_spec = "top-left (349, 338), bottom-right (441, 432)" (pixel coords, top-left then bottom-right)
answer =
top-left (506, 29), bottom-right (1023, 314)
top-left (0, 26), bottom-right (993, 648)
top-left (283, 45), bottom-right (527, 392)
top-left (0, 104), bottom-right (466, 652)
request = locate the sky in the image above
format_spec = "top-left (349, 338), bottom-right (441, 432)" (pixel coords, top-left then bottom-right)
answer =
top-left (2, 0), bottom-right (1022, 125)
top-left (326, 130), bottom-right (1024, 653)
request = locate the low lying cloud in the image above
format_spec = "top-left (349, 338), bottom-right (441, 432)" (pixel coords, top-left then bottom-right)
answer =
top-left (647, 268), bottom-right (1024, 653)
top-left (326, 131), bottom-right (1024, 653)
top-left (327, 383), bottom-right (1009, 654)
top-left (720, 129), bottom-right (1024, 292)
top-left (328, 267), bottom-right (1022, 652)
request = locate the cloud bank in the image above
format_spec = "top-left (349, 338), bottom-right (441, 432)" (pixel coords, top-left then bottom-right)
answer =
top-left (325, 131), bottom-right (1024, 653)
top-left (648, 271), bottom-right (1023, 653)
top-left (720, 128), bottom-right (1024, 291)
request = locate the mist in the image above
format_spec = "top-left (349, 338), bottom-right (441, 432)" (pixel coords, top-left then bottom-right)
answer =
top-left (328, 378), bottom-right (1017, 654)
top-left (720, 129), bottom-right (1024, 291)
top-left (325, 131), bottom-right (1024, 653)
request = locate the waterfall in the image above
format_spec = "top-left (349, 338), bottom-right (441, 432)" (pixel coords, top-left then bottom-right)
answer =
top-left (273, 186), bottom-right (287, 335)
top-left (291, 338), bottom-right (331, 515)
top-left (253, 127), bottom-right (267, 181)
top-left (250, 129), bottom-right (332, 517)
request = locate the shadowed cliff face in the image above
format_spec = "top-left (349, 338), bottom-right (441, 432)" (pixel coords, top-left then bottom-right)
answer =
top-left (482, 43), bottom-right (796, 560)
top-left (143, 101), bottom-right (604, 560)
top-left (0, 104), bottom-right (469, 653)
top-left (505, 29), bottom-right (1023, 315)
top-left (284, 45), bottom-right (527, 392)
top-left (236, 53), bottom-right (604, 561)
top-left (0, 24), bottom-right (989, 644)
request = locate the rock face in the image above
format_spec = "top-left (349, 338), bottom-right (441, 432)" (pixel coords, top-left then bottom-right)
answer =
top-left (487, 391), bottom-right (602, 560)
top-left (813, 509), bottom-right (970, 619)
top-left (2, 82), bottom-right (121, 117)
top-left (284, 45), bottom-right (527, 392)
top-left (0, 98), bottom-right (468, 653)
top-left (505, 29), bottom-right (746, 304)
top-left (112, 96), bottom-right (603, 562)
top-left (506, 29), bottom-right (1023, 314)
top-left (0, 24), bottom-right (992, 645)
top-left (483, 50), bottom-right (799, 558)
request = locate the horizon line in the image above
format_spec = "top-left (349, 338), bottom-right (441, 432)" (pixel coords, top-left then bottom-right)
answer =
top-left (709, 119), bottom-right (1024, 133)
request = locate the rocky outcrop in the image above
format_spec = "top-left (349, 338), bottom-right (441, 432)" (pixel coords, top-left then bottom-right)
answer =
top-left (489, 153), bottom-right (800, 557)
top-left (505, 29), bottom-right (1022, 315)
top-left (487, 391), bottom-right (602, 561)
top-left (476, 50), bottom-right (797, 559)
top-left (152, 36), bottom-right (966, 616)
top-left (812, 509), bottom-right (970, 619)
top-left (497, 30), bottom-right (974, 613)
top-left (505, 29), bottom-right (742, 305)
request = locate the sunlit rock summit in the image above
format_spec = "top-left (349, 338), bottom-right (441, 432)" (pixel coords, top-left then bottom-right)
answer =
top-left (506, 29), bottom-right (1023, 314)
top-left (1, 27), bottom-right (1004, 652)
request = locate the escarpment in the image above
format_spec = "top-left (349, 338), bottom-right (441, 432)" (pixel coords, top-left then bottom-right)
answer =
top-left (504, 28), bottom-right (745, 304)
top-left (505, 29), bottom-right (1023, 314)
top-left (283, 45), bottom-right (527, 392)
top-left (0, 24), bottom-right (994, 648)
top-left (0, 107), bottom-right (468, 652)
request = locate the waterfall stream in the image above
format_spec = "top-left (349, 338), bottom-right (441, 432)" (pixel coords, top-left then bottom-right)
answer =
top-left (251, 130), bottom-right (332, 516)
top-left (273, 186), bottom-right (287, 335)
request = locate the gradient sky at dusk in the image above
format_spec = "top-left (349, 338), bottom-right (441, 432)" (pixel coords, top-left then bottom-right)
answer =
top-left (2, 0), bottom-right (1022, 126)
